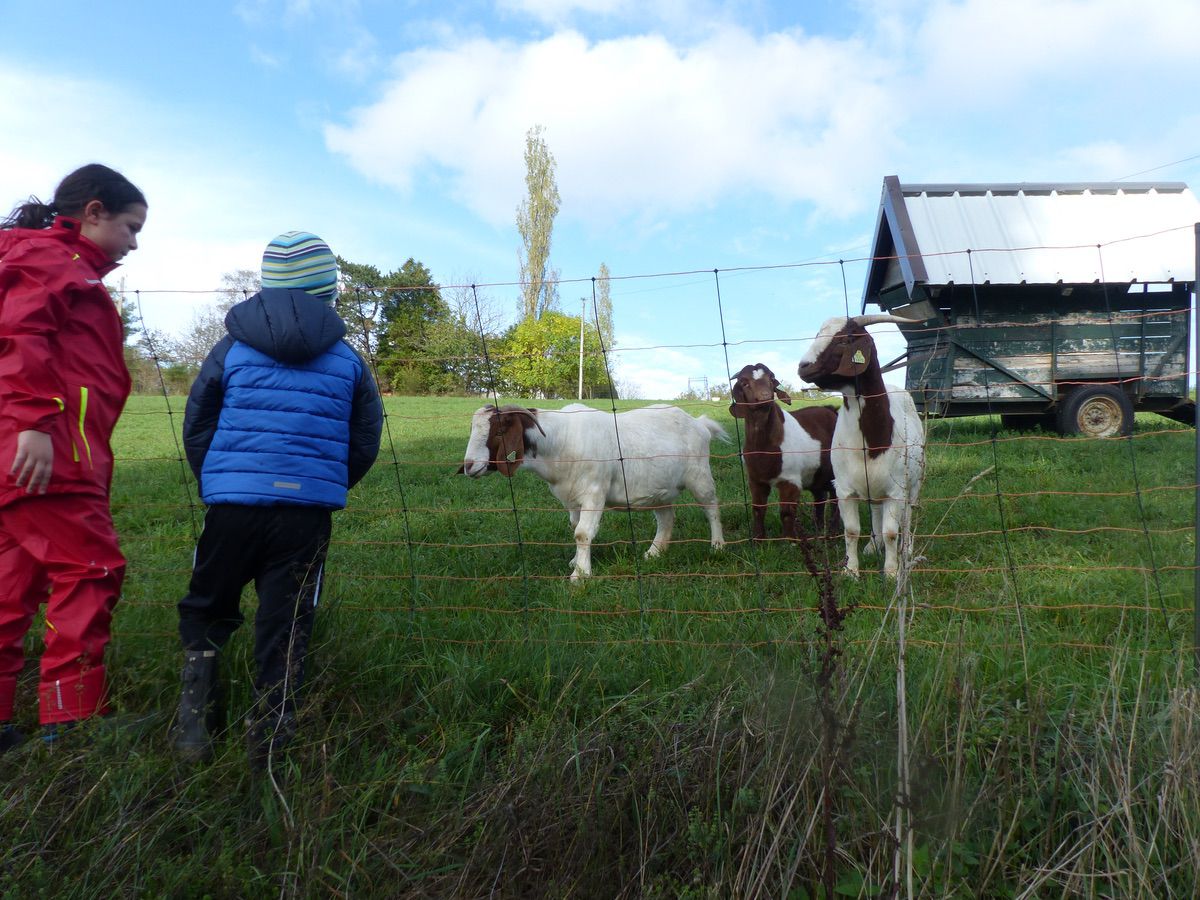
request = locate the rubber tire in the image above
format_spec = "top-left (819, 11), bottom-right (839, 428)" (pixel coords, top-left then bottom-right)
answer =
top-left (1056, 385), bottom-right (1133, 438)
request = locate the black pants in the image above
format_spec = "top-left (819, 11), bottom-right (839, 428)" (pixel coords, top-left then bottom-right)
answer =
top-left (178, 505), bottom-right (332, 713)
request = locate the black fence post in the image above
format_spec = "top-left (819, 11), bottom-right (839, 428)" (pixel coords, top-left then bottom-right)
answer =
top-left (1193, 223), bottom-right (1199, 679)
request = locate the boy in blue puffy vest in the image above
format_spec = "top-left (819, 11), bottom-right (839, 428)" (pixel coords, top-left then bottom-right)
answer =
top-left (173, 232), bottom-right (382, 767)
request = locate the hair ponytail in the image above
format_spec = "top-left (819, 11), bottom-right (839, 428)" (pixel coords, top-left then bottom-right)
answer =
top-left (2, 164), bottom-right (145, 231)
top-left (1, 197), bottom-right (56, 230)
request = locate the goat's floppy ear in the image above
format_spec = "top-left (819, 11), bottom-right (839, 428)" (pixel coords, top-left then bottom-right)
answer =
top-left (833, 334), bottom-right (873, 377)
top-left (773, 382), bottom-right (793, 405)
top-left (492, 408), bottom-right (542, 476)
top-left (728, 380), bottom-right (747, 418)
top-left (490, 411), bottom-right (526, 477)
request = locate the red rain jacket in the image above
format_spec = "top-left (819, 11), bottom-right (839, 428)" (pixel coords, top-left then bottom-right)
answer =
top-left (0, 217), bottom-right (132, 506)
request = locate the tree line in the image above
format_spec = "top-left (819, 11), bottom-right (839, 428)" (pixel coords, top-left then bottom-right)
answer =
top-left (120, 125), bottom-right (620, 400)
top-left (120, 261), bottom-right (619, 400)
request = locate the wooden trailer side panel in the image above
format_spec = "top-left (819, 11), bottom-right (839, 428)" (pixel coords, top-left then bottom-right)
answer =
top-left (903, 306), bottom-right (1188, 410)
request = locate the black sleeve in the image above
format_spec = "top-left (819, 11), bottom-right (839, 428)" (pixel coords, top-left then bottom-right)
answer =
top-left (347, 351), bottom-right (383, 489)
top-left (183, 335), bottom-right (233, 482)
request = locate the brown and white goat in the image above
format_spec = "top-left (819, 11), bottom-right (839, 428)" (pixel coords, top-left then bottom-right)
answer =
top-left (796, 315), bottom-right (925, 578)
top-left (729, 363), bottom-right (838, 540)
top-left (460, 403), bottom-right (727, 580)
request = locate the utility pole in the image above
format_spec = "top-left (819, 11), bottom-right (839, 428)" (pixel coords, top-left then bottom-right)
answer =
top-left (578, 297), bottom-right (586, 400)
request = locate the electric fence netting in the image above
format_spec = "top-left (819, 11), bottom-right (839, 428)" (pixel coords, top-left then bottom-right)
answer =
top-left (102, 225), bottom-right (1197, 894)
top-left (114, 230), bottom-right (1196, 654)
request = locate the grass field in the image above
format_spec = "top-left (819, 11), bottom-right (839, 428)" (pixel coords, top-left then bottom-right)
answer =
top-left (1, 393), bottom-right (1196, 898)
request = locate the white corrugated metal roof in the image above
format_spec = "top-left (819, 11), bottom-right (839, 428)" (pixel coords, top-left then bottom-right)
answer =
top-left (885, 182), bottom-right (1200, 287)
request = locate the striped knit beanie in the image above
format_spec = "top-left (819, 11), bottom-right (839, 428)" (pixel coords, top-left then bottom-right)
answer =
top-left (261, 231), bottom-right (338, 302)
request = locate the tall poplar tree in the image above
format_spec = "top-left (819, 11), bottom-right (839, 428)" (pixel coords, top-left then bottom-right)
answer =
top-left (516, 125), bottom-right (560, 321)
top-left (594, 262), bottom-right (614, 350)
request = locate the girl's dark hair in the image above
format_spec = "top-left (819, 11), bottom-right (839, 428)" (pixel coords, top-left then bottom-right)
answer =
top-left (1, 163), bottom-right (147, 230)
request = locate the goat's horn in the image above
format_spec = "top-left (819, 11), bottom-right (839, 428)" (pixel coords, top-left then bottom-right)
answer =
top-left (851, 313), bottom-right (921, 328)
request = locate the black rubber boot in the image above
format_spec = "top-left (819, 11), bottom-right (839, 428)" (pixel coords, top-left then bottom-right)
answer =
top-left (245, 697), bottom-right (296, 772)
top-left (172, 650), bottom-right (222, 763)
top-left (0, 724), bottom-right (25, 755)
top-left (247, 639), bottom-right (307, 772)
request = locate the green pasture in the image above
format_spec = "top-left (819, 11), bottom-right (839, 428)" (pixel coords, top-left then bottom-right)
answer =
top-left (1, 394), bottom-right (1196, 898)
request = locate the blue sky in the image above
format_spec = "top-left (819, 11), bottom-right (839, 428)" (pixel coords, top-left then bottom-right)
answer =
top-left (3, 0), bottom-right (1198, 397)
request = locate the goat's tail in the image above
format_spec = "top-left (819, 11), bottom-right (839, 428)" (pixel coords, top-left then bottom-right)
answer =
top-left (695, 415), bottom-right (732, 444)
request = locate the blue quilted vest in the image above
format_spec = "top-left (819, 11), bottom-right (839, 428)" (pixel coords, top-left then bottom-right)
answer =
top-left (199, 339), bottom-right (364, 509)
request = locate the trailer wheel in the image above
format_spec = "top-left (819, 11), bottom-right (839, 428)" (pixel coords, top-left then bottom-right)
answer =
top-left (1056, 385), bottom-right (1133, 438)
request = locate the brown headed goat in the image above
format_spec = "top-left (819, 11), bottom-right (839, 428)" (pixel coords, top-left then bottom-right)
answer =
top-left (729, 363), bottom-right (838, 541)
top-left (460, 403), bottom-right (727, 580)
top-left (797, 315), bottom-right (925, 578)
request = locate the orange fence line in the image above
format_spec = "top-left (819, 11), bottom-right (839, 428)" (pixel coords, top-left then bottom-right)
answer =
top-left (188, 525), bottom-right (1197, 550)
top-left (108, 482), bottom-right (1199, 518)
top-left (119, 306), bottom-right (1192, 369)
top-left (152, 306), bottom-right (1189, 366)
top-left (118, 221), bottom-right (1200, 297)
top-left (106, 560), bottom-right (1199, 584)
top-left (255, 601), bottom-right (1199, 616)
top-left (108, 630), bottom-right (1188, 654)
top-left (232, 563), bottom-right (1197, 582)
top-left (110, 426), bottom-right (1194, 466)
top-left (111, 524), bottom-right (1193, 551)
top-left (113, 598), bottom-right (1190, 615)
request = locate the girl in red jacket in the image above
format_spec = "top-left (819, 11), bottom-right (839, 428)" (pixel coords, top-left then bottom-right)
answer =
top-left (0, 164), bottom-right (147, 753)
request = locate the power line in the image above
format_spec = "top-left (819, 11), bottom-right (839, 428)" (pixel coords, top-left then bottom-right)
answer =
top-left (1114, 153), bottom-right (1200, 181)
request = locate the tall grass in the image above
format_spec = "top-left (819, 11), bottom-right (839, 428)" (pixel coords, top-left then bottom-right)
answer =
top-left (0, 394), bottom-right (1195, 898)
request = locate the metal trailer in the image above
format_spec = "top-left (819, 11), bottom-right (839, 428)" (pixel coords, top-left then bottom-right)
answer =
top-left (862, 177), bottom-right (1200, 437)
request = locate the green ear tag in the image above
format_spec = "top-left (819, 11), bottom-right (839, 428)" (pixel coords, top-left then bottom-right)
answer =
top-left (506, 450), bottom-right (517, 462)
top-left (852, 350), bottom-right (866, 364)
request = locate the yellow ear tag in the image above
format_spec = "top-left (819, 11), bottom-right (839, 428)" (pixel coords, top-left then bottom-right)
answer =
top-left (852, 350), bottom-right (866, 364)
top-left (506, 450), bottom-right (517, 462)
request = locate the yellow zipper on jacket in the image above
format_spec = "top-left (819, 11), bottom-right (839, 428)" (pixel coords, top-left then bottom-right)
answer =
top-left (50, 395), bottom-right (82, 462)
top-left (77, 386), bottom-right (93, 467)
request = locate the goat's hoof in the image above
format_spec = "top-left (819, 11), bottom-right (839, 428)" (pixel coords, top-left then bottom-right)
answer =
top-left (841, 567), bottom-right (860, 580)
top-left (644, 545), bottom-right (664, 560)
top-left (711, 539), bottom-right (726, 551)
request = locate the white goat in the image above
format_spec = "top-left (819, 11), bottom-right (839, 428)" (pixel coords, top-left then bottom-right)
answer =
top-left (796, 315), bottom-right (925, 578)
top-left (460, 403), bottom-right (727, 580)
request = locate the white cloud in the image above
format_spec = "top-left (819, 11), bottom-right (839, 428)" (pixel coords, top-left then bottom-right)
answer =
top-left (330, 26), bottom-right (382, 80)
top-left (324, 26), bottom-right (898, 227)
top-left (499, 0), bottom-right (634, 22)
top-left (249, 44), bottom-right (283, 69)
top-left (8, 0), bottom-right (1200, 365)
top-left (497, 0), bottom-right (739, 33)
top-left (905, 0), bottom-right (1200, 110)
top-left (236, 0), bottom-right (349, 25)
top-left (598, 256), bottom-right (915, 398)
top-left (324, 2), bottom-right (1200, 237)
top-left (0, 64), bottom-right (314, 335)
top-left (608, 336), bottom-right (709, 398)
